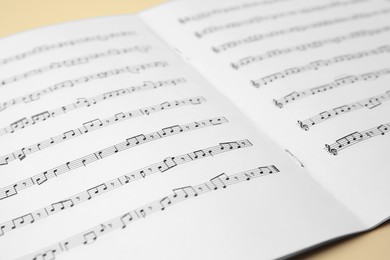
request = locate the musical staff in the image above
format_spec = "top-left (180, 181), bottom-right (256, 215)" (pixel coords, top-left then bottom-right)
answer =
top-left (0, 46), bottom-right (152, 87)
top-left (0, 31), bottom-right (135, 67)
top-left (178, 0), bottom-right (292, 24)
top-left (0, 96), bottom-right (206, 166)
top-left (212, 9), bottom-right (390, 53)
top-left (0, 140), bottom-right (252, 236)
top-left (0, 117), bottom-right (228, 201)
top-left (0, 76), bottom-right (182, 137)
top-left (0, 61), bottom-right (170, 113)
top-left (325, 122), bottom-right (390, 155)
top-left (251, 45), bottom-right (390, 87)
top-left (297, 90), bottom-right (390, 131)
top-left (231, 24), bottom-right (390, 70)
top-left (195, 0), bottom-right (369, 38)
top-left (273, 68), bottom-right (390, 108)
top-left (18, 165), bottom-right (279, 260)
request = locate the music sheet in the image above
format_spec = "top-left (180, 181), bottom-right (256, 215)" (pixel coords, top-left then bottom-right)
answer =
top-left (141, 0), bottom-right (390, 226)
top-left (0, 15), bottom-right (362, 260)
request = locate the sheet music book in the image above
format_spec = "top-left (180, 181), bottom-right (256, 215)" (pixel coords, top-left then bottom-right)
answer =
top-left (0, 0), bottom-right (389, 259)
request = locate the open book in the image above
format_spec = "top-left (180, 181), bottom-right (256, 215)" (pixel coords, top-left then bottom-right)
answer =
top-left (0, 0), bottom-right (389, 259)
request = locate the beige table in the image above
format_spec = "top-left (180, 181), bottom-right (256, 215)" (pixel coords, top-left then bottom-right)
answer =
top-left (0, 0), bottom-right (389, 259)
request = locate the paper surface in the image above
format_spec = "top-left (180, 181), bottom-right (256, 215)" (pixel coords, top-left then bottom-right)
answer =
top-left (0, 15), bottom-right (362, 260)
top-left (141, 0), bottom-right (390, 226)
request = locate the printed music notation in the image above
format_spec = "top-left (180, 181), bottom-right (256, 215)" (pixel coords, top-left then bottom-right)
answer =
top-left (178, 0), bottom-right (290, 24)
top-left (0, 97), bottom-right (206, 166)
top-left (251, 45), bottom-right (390, 87)
top-left (325, 122), bottom-right (390, 155)
top-left (0, 46), bottom-right (151, 87)
top-left (0, 140), bottom-right (252, 237)
top-left (297, 91), bottom-right (390, 131)
top-left (0, 31), bottom-right (135, 67)
top-left (0, 76), bottom-right (182, 138)
top-left (212, 9), bottom-right (388, 53)
top-left (195, 0), bottom-right (369, 38)
top-left (0, 62), bottom-right (170, 113)
top-left (231, 24), bottom-right (390, 71)
top-left (0, 117), bottom-right (228, 201)
top-left (273, 68), bottom-right (390, 108)
top-left (18, 165), bottom-right (279, 260)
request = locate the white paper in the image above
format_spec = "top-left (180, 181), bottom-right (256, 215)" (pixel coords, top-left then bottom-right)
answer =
top-left (0, 14), bottom-right (364, 260)
top-left (141, 0), bottom-right (390, 226)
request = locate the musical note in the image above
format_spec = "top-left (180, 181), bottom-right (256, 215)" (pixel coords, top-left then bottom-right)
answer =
top-left (0, 139), bottom-right (252, 236)
top-left (252, 45), bottom-right (390, 87)
top-left (0, 31), bottom-right (135, 67)
top-left (159, 125), bottom-right (184, 137)
top-left (87, 184), bottom-right (108, 200)
top-left (0, 97), bottom-right (206, 166)
top-left (9, 118), bottom-right (29, 133)
top-left (273, 67), bottom-right (390, 108)
top-left (159, 197), bottom-right (172, 210)
top-left (0, 63), bottom-right (173, 114)
top-left (48, 200), bottom-right (74, 213)
top-left (232, 25), bottom-right (390, 70)
top-left (298, 90), bottom-right (390, 130)
top-left (251, 73), bottom-right (284, 87)
top-left (34, 172), bottom-right (51, 185)
top-left (31, 111), bottom-right (51, 124)
top-left (29, 248), bottom-right (59, 260)
top-left (0, 77), bottom-right (186, 137)
top-left (211, 8), bottom-right (387, 53)
top-left (194, 0), bottom-right (368, 38)
top-left (0, 117), bottom-right (228, 201)
top-left (12, 214), bottom-right (35, 228)
top-left (210, 173), bottom-right (230, 189)
top-left (173, 186), bottom-right (198, 198)
top-left (325, 122), bottom-right (390, 155)
top-left (158, 157), bottom-right (179, 172)
top-left (19, 165), bottom-right (279, 260)
top-left (120, 213), bottom-right (133, 229)
top-left (0, 46), bottom-right (152, 87)
top-left (83, 231), bottom-right (97, 245)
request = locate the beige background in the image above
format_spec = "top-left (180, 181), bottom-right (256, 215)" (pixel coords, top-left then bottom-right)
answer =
top-left (0, 0), bottom-right (389, 259)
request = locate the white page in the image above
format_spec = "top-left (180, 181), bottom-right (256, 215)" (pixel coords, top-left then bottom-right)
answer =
top-left (0, 15), bottom-right (363, 260)
top-left (141, 0), bottom-right (390, 226)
